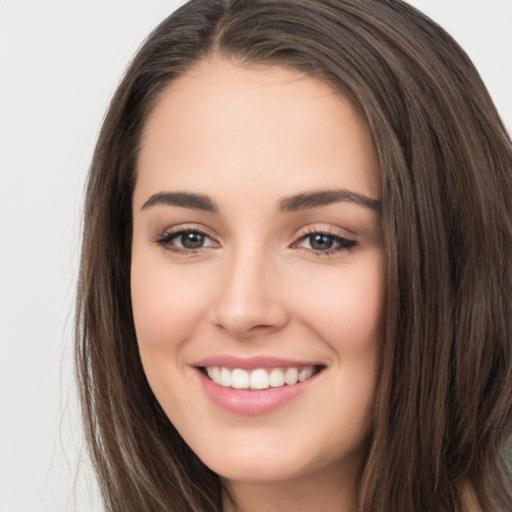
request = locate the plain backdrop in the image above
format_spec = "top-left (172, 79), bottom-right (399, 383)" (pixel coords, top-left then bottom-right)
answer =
top-left (1, 1), bottom-right (511, 511)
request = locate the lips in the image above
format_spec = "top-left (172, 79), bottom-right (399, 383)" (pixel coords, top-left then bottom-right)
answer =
top-left (192, 355), bottom-right (323, 370)
top-left (192, 356), bottom-right (326, 415)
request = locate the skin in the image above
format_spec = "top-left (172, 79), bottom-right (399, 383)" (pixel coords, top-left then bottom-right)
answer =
top-left (131, 57), bottom-right (383, 512)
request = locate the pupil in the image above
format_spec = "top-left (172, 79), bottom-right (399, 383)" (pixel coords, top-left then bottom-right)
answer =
top-left (310, 234), bottom-right (333, 251)
top-left (181, 232), bottom-right (204, 249)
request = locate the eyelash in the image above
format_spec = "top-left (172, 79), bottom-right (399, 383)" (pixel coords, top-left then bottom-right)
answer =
top-left (154, 228), bottom-right (217, 257)
top-left (154, 227), bottom-right (358, 257)
top-left (293, 228), bottom-right (358, 256)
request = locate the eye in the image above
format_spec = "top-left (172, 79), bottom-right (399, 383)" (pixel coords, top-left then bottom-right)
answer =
top-left (294, 230), bottom-right (358, 255)
top-left (154, 228), bottom-right (218, 253)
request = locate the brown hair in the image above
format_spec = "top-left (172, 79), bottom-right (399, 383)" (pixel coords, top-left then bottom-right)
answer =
top-left (76, 1), bottom-right (512, 510)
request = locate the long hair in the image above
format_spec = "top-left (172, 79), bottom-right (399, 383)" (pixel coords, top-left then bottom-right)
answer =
top-left (75, 1), bottom-right (512, 510)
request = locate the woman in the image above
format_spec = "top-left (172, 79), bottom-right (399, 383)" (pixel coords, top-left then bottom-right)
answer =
top-left (75, 0), bottom-right (512, 510)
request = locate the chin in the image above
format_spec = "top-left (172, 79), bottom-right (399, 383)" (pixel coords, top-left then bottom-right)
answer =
top-left (188, 428), bottom-right (366, 486)
top-left (206, 454), bottom-right (304, 483)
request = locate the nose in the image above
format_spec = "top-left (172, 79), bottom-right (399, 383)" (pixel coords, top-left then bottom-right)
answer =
top-left (209, 245), bottom-right (289, 339)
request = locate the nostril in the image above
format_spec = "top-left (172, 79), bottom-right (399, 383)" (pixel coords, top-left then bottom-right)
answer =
top-left (248, 324), bottom-right (276, 333)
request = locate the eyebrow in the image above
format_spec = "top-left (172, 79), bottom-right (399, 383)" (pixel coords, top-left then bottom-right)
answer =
top-left (141, 188), bottom-right (381, 214)
top-left (141, 192), bottom-right (219, 212)
top-left (279, 189), bottom-right (381, 213)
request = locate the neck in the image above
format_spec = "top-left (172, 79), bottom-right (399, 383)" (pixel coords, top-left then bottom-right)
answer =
top-left (221, 460), bottom-right (359, 512)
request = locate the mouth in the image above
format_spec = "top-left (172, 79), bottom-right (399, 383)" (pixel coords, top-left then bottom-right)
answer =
top-left (192, 355), bottom-right (327, 414)
top-left (198, 364), bottom-right (325, 390)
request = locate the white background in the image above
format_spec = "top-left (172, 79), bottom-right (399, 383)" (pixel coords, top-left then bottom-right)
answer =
top-left (1, 1), bottom-right (511, 511)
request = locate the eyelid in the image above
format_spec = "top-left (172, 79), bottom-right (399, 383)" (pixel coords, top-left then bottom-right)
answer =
top-left (152, 223), bottom-right (358, 257)
top-left (291, 225), bottom-right (359, 255)
top-left (293, 224), bottom-right (355, 243)
top-left (153, 224), bottom-right (221, 253)
top-left (155, 223), bottom-right (218, 240)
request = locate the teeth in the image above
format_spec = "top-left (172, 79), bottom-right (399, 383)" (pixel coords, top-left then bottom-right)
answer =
top-left (205, 366), bottom-right (317, 389)
top-left (250, 369), bottom-right (269, 390)
top-left (269, 368), bottom-right (285, 387)
top-left (231, 369), bottom-right (249, 389)
top-left (298, 367), bottom-right (314, 382)
top-left (284, 367), bottom-right (298, 385)
top-left (211, 366), bottom-right (221, 383)
top-left (220, 367), bottom-right (231, 387)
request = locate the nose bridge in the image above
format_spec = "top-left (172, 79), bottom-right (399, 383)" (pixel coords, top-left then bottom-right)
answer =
top-left (211, 237), bottom-right (287, 338)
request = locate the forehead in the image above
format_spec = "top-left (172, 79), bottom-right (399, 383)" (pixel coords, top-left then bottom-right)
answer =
top-left (135, 57), bottom-right (380, 210)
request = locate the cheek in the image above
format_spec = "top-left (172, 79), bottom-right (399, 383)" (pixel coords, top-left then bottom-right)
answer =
top-left (130, 249), bottom-right (211, 368)
top-left (130, 255), bottom-right (216, 418)
top-left (302, 259), bottom-right (382, 444)
top-left (292, 255), bottom-right (383, 351)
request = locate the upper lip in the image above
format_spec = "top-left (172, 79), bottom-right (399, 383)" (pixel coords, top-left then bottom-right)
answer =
top-left (191, 355), bottom-right (325, 370)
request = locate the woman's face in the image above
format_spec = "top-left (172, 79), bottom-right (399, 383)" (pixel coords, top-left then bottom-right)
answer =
top-left (131, 58), bottom-right (383, 485)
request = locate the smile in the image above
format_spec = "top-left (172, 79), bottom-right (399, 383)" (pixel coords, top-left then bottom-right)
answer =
top-left (204, 365), bottom-right (321, 390)
top-left (194, 360), bottom-right (326, 415)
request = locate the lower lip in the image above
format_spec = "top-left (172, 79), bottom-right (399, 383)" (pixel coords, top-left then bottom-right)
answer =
top-left (195, 369), bottom-right (321, 415)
